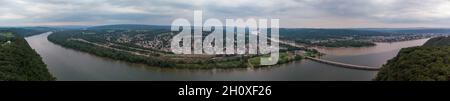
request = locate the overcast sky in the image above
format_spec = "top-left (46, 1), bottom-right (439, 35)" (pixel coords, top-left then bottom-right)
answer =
top-left (0, 0), bottom-right (449, 28)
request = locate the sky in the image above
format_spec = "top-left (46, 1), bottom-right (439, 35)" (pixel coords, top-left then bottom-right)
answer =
top-left (0, 0), bottom-right (450, 28)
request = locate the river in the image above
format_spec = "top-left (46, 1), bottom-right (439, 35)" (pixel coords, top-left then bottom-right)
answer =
top-left (25, 32), bottom-right (430, 81)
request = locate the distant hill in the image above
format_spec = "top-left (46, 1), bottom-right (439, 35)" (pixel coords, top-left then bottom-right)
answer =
top-left (392, 29), bottom-right (450, 34)
top-left (88, 24), bottom-right (170, 30)
top-left (423, 36), bottom-right (450, 46)
top-left (354, 28), bottom-right (450, 34)
top-left (45, 25), bottom-right (91, 30)
top-left (375, 37), bottom-right (450, 81)
top-left (279, 28), bottom-right (393, 40)
top-left (0, 27), bottom-right (54, 37)
top-left (85, 24), bottom-right (450, 38)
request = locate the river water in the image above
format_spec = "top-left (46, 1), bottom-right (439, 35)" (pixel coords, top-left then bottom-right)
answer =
top-left (25, 32), bottom-right (429, 81)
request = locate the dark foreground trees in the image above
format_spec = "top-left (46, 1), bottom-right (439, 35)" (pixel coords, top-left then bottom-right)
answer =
top-left (375, 37), bottom-right (450, 81)
top-left (0, 31), bottom-right (55, 81)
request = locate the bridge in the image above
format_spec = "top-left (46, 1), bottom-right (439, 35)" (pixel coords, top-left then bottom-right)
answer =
top-left (277, 40), bottom-right (381, 71)
top-left (304, 56), bottom-right (380, 71)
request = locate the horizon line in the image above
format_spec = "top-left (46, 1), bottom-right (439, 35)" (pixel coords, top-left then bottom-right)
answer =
top-left (2, 24), bottom-right (450, 29)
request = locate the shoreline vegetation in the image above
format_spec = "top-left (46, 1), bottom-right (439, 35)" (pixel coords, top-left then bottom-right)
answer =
top-left (0, 28), bottom-right (55, 81)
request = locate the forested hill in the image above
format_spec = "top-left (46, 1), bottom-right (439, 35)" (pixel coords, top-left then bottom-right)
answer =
top-left (375, 37), bottom-right (450, 81)
top-left (0, 27), bottom-right (55, 37)
top-left (423, 36), bottom-right (450, 46)
top-left (0, 30), bottom-right (55, 81)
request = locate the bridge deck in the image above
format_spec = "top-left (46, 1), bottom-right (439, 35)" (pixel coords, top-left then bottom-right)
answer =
top-left (305, 56), bottom-right (380, 71)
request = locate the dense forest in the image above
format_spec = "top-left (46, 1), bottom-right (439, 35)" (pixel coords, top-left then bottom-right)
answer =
top-left (0, 29), bottom-right (55, 81)
top-left (423, 36), bottom-right (450, 46)
top-left (375, 36), bottom-right (450, 81)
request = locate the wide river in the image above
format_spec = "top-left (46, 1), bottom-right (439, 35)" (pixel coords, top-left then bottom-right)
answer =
top-left (25, 32), bottom-right (429, 81)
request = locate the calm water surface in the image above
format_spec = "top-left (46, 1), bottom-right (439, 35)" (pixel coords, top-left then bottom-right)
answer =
top-left (25, 32), bottom-right (429, 81)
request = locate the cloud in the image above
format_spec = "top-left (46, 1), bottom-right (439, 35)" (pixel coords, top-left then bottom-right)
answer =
top-left (296, 0), bottom-right (450, 25)
top-left (0, 0), bottom-right (449, 28)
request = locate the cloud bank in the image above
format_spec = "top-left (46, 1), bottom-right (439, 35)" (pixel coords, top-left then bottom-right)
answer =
top-left (0, 0), bottom-right (449, 28)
